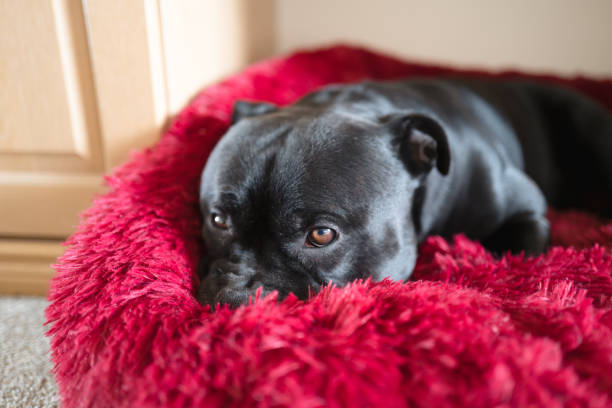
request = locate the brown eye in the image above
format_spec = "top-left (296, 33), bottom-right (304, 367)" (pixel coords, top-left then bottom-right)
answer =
top-left (306, 227), bottom-right (337, 247)
top-left (210, 213), bottom-right (229, 229)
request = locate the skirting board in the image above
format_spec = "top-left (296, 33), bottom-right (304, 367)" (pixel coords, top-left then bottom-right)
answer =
top-left (0, 238), bottom-right (64, 296)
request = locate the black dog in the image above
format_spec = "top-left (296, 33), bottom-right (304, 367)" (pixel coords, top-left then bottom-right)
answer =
top-left (198, 78), bottom-right (612, 307)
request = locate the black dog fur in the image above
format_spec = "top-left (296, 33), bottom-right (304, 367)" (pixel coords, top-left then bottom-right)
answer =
top-left (198, 78), bottom-right (612, 307)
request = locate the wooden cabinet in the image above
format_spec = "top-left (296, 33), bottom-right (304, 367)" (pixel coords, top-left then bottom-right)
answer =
top-left (0, 0), bottom-right (274, 294)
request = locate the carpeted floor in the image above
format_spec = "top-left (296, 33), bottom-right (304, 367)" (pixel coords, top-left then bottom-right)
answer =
top-left (0, 296), bottom-right (59, 408)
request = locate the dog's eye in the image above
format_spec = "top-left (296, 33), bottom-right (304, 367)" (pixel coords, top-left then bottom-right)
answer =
top-left (306, 227), bottom-right (337, 247)
top-left (210, 213), bottom-right (229, 230)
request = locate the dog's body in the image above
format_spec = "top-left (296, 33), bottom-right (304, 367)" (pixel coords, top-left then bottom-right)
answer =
top-left (198, 78), bottom-right (612, 307)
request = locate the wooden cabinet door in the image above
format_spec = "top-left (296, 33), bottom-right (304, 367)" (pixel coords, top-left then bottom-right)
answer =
top-left (0, 0), bottom-right (105, 238)
top-left (0, 0), bottom-right (167, 294)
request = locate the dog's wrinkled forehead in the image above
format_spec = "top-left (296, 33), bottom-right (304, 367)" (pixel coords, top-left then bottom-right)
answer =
top-left (201, 111), bottom-right (398, 214)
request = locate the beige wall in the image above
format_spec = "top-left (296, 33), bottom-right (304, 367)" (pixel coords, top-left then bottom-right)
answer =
top-left (276, 0), bottom-right (612, 77)
top-left (160, 0), bottom-right (276, 114)
top-left (148, 0), bottom-right (612, 115)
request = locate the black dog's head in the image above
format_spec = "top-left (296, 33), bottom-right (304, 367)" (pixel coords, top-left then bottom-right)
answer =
top-left (198, 92), bottom-right (449, 307)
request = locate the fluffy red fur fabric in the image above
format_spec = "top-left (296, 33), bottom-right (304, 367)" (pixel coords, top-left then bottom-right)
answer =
top-left (46, 45), bottom-right (612, 407)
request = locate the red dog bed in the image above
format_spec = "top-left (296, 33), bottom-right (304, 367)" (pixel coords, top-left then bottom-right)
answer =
top-left (46, 46), bottom-right (612, 407)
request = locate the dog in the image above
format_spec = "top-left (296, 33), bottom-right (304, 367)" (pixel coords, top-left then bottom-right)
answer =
top-left (197, 78), bottom-right (612, 307)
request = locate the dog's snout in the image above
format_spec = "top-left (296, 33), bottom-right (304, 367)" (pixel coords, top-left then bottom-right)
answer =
top-left (199, 257), bottom-right (266, 308)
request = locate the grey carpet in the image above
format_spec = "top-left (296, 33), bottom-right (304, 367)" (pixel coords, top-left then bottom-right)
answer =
top-left (0, 296), bottom-right (59, 408)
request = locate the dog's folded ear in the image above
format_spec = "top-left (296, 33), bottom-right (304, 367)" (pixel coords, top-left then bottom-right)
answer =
top-left (387, 113), bottom-right (450, 175)
top-left (232, 100), bottom-right (277, 124)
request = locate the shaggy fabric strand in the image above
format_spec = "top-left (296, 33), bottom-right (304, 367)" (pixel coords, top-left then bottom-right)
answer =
top-left (46, 45), bottom-right (612, 408)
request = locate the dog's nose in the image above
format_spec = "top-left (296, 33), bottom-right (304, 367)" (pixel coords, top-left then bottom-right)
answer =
top-left (210, 261), bottom-right (238, 277)
top-left (209, 258), bottom-right (255, 279)
top-left (215, 265), bottom-right (239, 276)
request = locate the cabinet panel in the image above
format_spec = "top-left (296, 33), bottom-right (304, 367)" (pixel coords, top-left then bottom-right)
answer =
top-left (0, 0), bottom-right (75, 154)
top-left (0, 0), bottom-right (104, 173)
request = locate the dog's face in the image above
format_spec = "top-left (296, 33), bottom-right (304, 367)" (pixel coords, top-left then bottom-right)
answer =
top-left (198, 99), bottom-right (449, 307)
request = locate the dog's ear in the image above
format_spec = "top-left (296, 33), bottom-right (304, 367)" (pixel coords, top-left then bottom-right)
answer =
top-left (387, 113), bottom-right (450, 175)
top-left (232, 100), bottom-right (277, 124)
